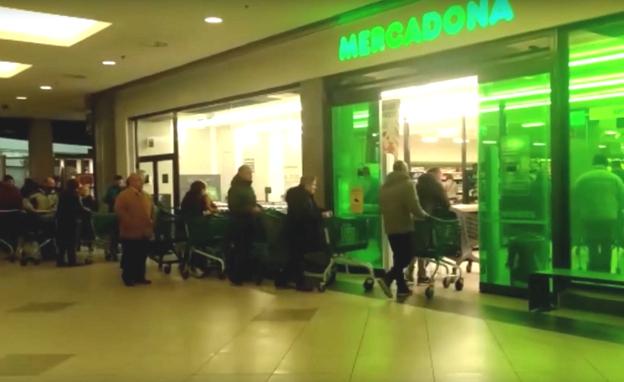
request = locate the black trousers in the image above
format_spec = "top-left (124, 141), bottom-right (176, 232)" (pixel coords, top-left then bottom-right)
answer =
top-left (121, 239), bottom-right (149, 283)
top-left (227, 215), bottom-right (262, 284)
top-left (386, 233), bottom-right (414, 293)
top-left (57, 223), bottom-right (79, 266)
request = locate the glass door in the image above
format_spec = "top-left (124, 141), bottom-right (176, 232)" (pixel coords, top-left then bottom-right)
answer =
top-left (137, 156), bottom-right (177, 210)
top-left (479, 73), bottom-right (552, 290)
top-left (331, 102), bottom-right (382, 268)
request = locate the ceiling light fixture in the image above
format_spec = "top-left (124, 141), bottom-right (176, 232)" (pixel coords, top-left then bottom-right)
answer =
top-left (0, 60), bottom-right (31, 78)
top-left (102, 60), bottom-right (116, 66)
top-left (40, 85), bottom-right (52, 90)
top-left (0, 6), bottom-right (111, 47)
top-left (204, 16), bottom-right (223, 24)
top-left (16, 96), bottom-right (27, 100)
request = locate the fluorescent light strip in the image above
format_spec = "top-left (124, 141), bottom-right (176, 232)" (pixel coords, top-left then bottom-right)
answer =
top-left (570, 45), bottom-right (624, 60)
top-left (522, 122), bottom-right (545, 128)
top-left (480, 88), bottom-right (550, 102)
top-left (482, 140), bottom-right (498, 145)
top-left (0, 60), bottom-right (31, 78)
top-left (0, 6), bottom-right (111, 47)
top-left (533, 143), bottom-right (547, 147)
top-left (570, 52), bottom-right (624, 67)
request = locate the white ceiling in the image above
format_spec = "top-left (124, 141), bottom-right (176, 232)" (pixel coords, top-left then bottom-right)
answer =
top-left (0, 0), bottom-right (379, 120)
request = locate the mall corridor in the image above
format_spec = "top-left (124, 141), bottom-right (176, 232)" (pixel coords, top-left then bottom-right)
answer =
top-left (0, 258), bottom-right (623, 382)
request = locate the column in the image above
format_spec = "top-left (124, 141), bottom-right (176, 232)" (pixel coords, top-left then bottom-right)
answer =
top-left (300, 79), bottom-right (329, 208)
top-left (28, 119), bottom-right (54, 182)
top-left (90, 91), bottom-right (117, 201)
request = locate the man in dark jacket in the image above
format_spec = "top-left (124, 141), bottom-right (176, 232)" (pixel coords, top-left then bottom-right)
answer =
top-left (227, 165), bottom-right (261, 285)
top-left (277, 176), bottom-right (327, 291)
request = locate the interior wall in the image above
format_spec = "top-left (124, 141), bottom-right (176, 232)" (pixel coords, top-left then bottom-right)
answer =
top-left (104, 1), bottom-right (624, 175)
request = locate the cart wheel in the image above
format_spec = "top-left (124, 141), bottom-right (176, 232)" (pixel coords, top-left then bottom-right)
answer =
top-left (442, 277), bottom-right (451, 289)
top-left (318, 283), bottom-right (326, 292)
top-left (164, 265), bottom-right (172, 274)
top-left (467, 261), bottom-right (473, 273)
top-left (20, 258), bottom-right (27, 266)
top-left (455, 278), bottom-right (464, 291)
top-left (425, 286), bottom-right (434, 299)
top-left (363, 277), bottom-right (375, 292)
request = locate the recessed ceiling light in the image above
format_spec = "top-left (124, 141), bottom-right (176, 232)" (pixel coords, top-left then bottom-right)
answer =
top-left (40, 85), bottom-right (52, 90)
top-left (0, 60), bottom-right (31, 78)
top-left (102, 60), bottom-right (116, 66)
top-left (204, 16), bottom-right (223, 24)
top-left (16, 96), bottom-right (27, 100)
top-left (0, 6), bottom-right (111, 47)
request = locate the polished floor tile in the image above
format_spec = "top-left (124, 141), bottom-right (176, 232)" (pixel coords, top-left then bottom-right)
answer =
top-left (1, 254), bottom-right (624, 382)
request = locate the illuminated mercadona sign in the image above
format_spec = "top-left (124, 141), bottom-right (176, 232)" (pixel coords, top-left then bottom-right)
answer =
top-left (338, 0), bottom-right (515, 62)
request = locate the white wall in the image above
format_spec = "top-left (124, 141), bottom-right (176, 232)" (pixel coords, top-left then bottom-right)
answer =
top-left (136, 118), bottom-right (174, 157)
top-left (177, 97), bottom-right (302, 202)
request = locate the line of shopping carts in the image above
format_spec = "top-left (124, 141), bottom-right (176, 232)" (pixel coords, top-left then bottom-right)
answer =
top-left (4, 205), bottom-right (468, 300)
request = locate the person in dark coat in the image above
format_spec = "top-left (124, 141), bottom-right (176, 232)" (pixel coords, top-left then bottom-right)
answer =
top-left (409, 168), bottom-right (452, 284)
top-left (56, 179), bottom-right (90, 267)
top-left (226, 165), bottom-right (261, 285)
top-left (277, 176), bottom-right (327, 291)
top-left (181, 180), bottom-right (218, 219)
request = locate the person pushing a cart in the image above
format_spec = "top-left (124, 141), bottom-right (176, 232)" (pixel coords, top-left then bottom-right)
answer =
top-left (378, 161), bottom-right (428, 300)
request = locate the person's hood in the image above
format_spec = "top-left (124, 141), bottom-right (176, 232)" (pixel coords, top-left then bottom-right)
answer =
top-left (383, 171), bottom-right (410, 186)
top-left (231, 174), bottom-right (252, 187)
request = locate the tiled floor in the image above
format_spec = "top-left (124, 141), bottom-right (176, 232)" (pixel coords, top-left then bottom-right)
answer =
top-left (0, 256), bottom-right (623, 382)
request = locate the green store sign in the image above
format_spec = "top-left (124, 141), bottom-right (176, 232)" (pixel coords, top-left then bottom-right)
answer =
top-left (338, 0), bottom-right (515, 62)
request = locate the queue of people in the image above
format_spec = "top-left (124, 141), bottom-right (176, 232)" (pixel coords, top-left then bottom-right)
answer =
top-left (2, 161), bottom-right (451, 299)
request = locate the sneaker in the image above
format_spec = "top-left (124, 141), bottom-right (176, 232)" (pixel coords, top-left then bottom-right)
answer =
top-left (377, 278), bottom-right (393, 298)
top-left (396, 289), bottom-right (413, 302)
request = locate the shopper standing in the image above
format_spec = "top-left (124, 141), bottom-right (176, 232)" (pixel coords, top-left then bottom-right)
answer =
top-left (115, 173), bottom-right (154, 286)
top-left (104, 175), bottom-right (124, 213)
top-left (226, 165), bottom-right (261, 285)
top-left (378, 161), bottom-right (428, 300)
top-left (278, 176), bottom-right (328, 291)
top-left (574, 154), bottom-right (624, 272)
top-left (56, 179), bottom-right (89, 267)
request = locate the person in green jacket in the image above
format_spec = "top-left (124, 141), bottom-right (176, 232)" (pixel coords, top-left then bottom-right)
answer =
top-left (227, 165), bottom-right (262, 285)
top-left (574, 154), bottom-right (624, 272)
top-left (378, 161), bottom-right (428, 300)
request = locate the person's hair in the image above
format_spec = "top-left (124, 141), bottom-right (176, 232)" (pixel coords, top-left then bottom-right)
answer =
top-left (238, 165), bottom-right (251, 173)
top-left (2, 174), bottom-right (14, 182)
top-left (114, 175), bottom-right (123, 181)
top-left (393, 161), bottom-right (408, 172)
top-left (300, 176), bottom-right (316, 187)
top-left (189, 180), bottom-right (206, 195)
top-left (21, 178), bottom-right (39, 197)
top-left (65, 178), bottom-right (80, 193)
top-left (593, 154), bottom-right (609, 167)
top-left (427, 167), bottom-right (441, 174)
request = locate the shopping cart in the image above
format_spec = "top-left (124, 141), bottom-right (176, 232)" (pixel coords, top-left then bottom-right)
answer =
top-left (417, 211), bottom-right (464, 299)
top-left (182, 214), bottom-right (229, 279)
top-left (19, 211), bottom-right (56, 266)
top-left (314, 215), bottom-right (375, 292)
top-left (92, 213), bottom-right (119, 261)
top-left (255, 209), bottom-right (290, 283)
top-left (150, 208), bottom-right (186, 274)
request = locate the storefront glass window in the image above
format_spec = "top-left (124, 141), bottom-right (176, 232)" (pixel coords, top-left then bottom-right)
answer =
top-left (332, 102), bottom-right (382, 267)
top-left (569, 20), bottom-right (624, 276)
top-left (479, 73), bottom-right (552, 288)
top-left (176, 93), bottom-right (302, 205)
top-left (136, 113), bottom-right (174, 157)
